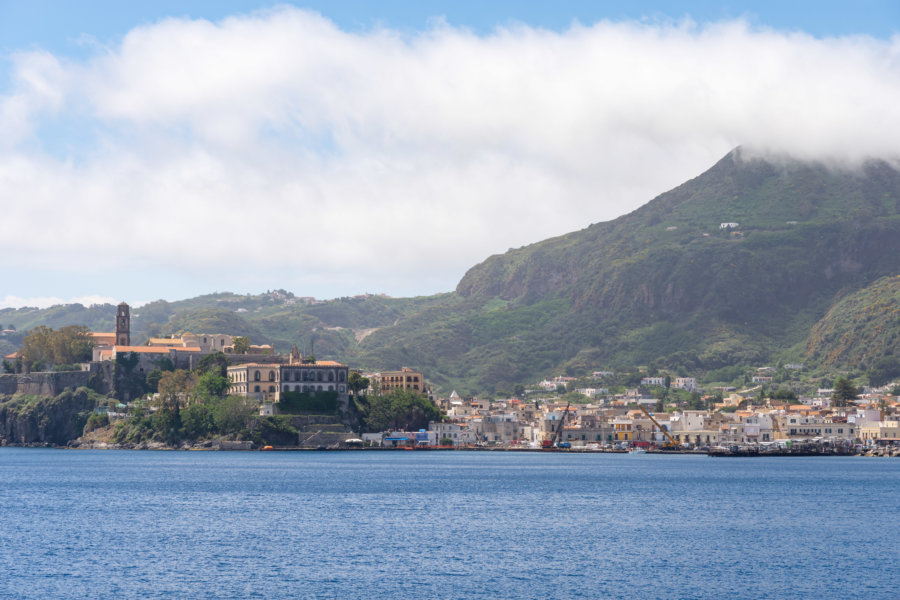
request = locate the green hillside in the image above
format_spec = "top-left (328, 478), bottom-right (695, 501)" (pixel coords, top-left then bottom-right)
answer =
top-left (355, 149), bottom-right (900, 393)
top-left (806, 275), bottom-right (900, 373)
top-left (5, 149), bottom-right (900, 394)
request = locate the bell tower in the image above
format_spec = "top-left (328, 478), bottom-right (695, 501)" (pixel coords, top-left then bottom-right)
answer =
top-left (115, 302), bottom-right (131, 346)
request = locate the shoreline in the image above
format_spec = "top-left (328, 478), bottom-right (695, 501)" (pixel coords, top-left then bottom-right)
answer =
top-left (2, 441), bottom-right (897, 456)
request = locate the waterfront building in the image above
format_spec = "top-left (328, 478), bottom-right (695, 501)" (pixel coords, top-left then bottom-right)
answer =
top-left (227, 357), bottom-right (350, 406)
top-left (373, 367), bottom-right (427, 395)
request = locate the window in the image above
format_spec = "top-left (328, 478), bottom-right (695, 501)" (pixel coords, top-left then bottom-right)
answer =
top-left (328, 371), bottom-right (334, 382)
top-left (269, 385), bottom-right (275, 393)
top-left (268, 371), bottom-right (275, 382)
top-left (254, 385), bottom-right (260, 393)
top-left (317, 371), bottom-right (323, 382)
top-left (254, 371), bottom-right (261, 382)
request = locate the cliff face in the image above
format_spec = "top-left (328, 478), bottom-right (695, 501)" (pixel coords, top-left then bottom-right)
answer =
top-left (0, 387), bottom-right (99, 446)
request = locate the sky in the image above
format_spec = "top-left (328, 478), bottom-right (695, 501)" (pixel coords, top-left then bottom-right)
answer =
top-left (1, 1), bottom-right (899, 309)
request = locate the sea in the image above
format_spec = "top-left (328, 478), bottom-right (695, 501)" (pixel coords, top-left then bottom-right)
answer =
top-left (1, 449), bottom-right (897, 600)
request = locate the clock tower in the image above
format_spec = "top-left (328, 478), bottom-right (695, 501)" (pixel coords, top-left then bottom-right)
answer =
top-left (115, 302), bottom-right (131, 346)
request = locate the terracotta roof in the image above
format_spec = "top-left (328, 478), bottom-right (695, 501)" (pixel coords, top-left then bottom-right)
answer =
top-left (114, 346), bottom-right (201, 354)
top-left (4, 352), bottom-right (18, 359)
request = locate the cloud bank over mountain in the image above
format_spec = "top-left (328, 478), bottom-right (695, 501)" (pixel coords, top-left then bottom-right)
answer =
top-left (2, 7), bottom-right (899, 301)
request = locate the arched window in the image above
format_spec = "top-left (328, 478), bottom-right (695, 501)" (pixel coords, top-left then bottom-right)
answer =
top-left (254, 371), bottom-right (261, 382)
top-left (328, 385), bottom-right (334, 391)
top-left (318, 385), bottom-right (323, 391)
top-left (283, 385), bottom-right (289, 392)
top-left (328, 371), bottom-right (334, 382)
top-left (339, 371), bottom-right (346, 382)
top-left (317, 371), bottom-right (323, 382)
top-left (339, 385), bottom-right (345, 393)
top-left (269, 385), bottom-right (275, 393)
top-left (254, 385), bottom-right (260, 393)
top-left (268, 371), bottom-right (275, 382)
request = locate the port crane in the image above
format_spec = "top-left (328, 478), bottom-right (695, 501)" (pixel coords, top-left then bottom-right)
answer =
top-left (637, 404), bottom-right (679, 448)
top-left (542, 401), bottom-right (572, 448)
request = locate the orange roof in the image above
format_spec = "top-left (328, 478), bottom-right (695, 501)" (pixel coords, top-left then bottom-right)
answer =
top-left (90, 332), bottom-right (116, 337)
top-left (228, 363), bottom-right (282, 368)
top-left (4, 352), bottom-right (18, 359)
top-left (148, 338), bottom-right (183, 345)
top-left (114, 346), bottom-right (201, 354)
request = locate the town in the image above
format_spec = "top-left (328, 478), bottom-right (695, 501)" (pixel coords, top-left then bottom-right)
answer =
top-left (1, 302), bottom-right (898, 455)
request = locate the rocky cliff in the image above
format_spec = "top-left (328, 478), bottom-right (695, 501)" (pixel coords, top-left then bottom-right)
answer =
top-left (0, 387), bottom-right (100, 446)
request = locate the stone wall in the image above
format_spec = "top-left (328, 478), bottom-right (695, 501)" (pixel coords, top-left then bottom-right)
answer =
top-left (15, 371), bottom-right (92, 396)
top-left (0, 374), bottom-right (17, 395)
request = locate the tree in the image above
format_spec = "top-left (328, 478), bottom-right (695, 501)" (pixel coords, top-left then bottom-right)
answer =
top-left (348, 371), bottom-right (370, 399)
top-left (146, 369), bottom-right (164, 393)
top-left (513, 384), bottom-right (526, 398)
top-left (20, 325), bottom-right (94, 370)
top-left (211, 396), bottom-right (255, 433)
top-left (867, 357), bottom-right (900, 388)
top-left (114, 351), bottom-right (147, 402)
top-left (157, 370), bottom-right (197, 410)
top-left (831, 378), bottom-right (859, 407)
top-left (231, 337), bottom-right (250, 354)
top-left (197, 351), bottom-right (228, 377)
top-left (361, 389), bottom-right (443, 433)
top-left (560, 391), bottom-right (589, 404)
top-left (772, 388), bottom-right (797, 401)
top-left (195, 371), bottom-right (229, 400)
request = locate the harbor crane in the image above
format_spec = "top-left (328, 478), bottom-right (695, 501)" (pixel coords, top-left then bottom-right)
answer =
top-left (637, 404), bottom-right (679, 448)
top-left (542, 402), bottom-right (572, 448)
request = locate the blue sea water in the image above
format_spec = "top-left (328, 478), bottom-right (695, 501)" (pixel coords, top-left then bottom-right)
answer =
top-left (0, 449), bottom-right (898, 600)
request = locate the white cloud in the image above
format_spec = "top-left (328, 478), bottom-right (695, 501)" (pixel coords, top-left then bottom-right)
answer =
top-left (0, 295), bottom-right (118, 310)
top-left (1, 9), bottom-right (899, 300)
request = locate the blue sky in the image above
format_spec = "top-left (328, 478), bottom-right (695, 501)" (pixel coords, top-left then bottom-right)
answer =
top-left (1, 1), bottom-right (898, 308)
top-left (2, 1), bottom-right (898, 52)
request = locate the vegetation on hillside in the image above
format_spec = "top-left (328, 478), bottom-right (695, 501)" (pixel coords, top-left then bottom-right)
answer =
top-left (4, 151), bottom-right (900, 394)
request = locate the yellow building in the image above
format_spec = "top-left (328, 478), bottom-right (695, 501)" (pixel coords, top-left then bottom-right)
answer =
top-left (375, 367), bottom-right (427, 394)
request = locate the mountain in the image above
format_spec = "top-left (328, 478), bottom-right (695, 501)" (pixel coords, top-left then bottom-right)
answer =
top-left (353, 148), bottom-right (900, 392)
top-left (5, 149), bottom-right (900, 393)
